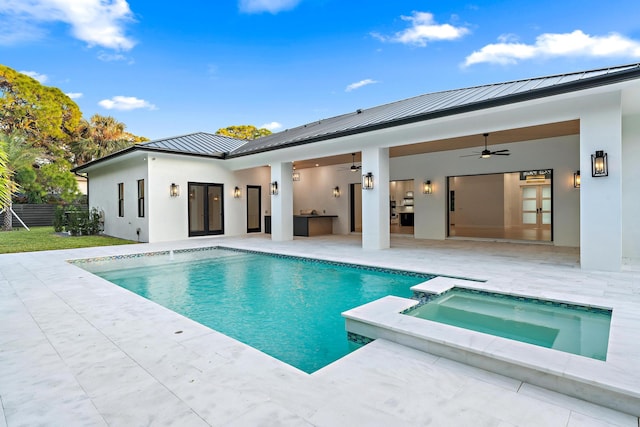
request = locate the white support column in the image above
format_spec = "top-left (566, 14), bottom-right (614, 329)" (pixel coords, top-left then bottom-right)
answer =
top-left (361, 147), bottom-right (390, 250)
top-left (270, 162), bottom-right (294, 241)
top-left (579, 92), bottom-right (622, 271)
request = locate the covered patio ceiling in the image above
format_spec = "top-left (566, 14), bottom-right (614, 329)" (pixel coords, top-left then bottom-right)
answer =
top-left (291, 120), bottom-right (579, 170)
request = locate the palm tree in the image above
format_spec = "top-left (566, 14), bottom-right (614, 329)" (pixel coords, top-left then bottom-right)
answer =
top-left (1, 133), bottom-right (42, 231)
top-left (71, 114), bottom-right (137, 166)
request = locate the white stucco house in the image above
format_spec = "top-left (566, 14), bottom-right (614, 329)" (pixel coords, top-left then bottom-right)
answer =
top-left (73, 63), bottom-right (640, 272)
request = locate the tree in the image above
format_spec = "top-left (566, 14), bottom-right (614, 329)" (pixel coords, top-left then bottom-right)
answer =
top-left (38, 159), bottom-right (80, 203)
top-left (0, 132), bottom-right (43, 230)
top-left (215, 125), bottom-right (272, 140)
top-left (71, 114), bottom-right (147, 166)
top-left (0, 64), bottom-right (81, 152)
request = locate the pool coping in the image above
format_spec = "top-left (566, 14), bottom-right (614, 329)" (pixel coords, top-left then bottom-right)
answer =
top-left (342, 277), bottom-right (640, 415)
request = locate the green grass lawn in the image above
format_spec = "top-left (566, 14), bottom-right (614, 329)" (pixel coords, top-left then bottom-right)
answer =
top-left (0, 226), bottom-right (136, 254)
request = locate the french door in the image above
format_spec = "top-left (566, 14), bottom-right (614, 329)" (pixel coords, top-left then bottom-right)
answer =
top-left (521, 184), bottom-right (551, 230)
top-left (188, 182), bottom-right (224, 236)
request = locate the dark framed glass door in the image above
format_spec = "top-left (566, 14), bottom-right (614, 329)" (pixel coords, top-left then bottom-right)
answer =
top-left (188, 182), bottom-right (224, 236)
top-left (247, 185), bottom-right (261, 233)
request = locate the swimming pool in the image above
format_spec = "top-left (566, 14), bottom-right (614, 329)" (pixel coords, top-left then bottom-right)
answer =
top-left (78, 247), bottom-right (432, 373)
top-left (403, 287), bottom-right (612, 360)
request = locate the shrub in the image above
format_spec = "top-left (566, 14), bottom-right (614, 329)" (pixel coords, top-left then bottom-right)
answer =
top-left (53, 205), bottom-right (65, 232)
top-left (55, 205), bottom-right (102, 236)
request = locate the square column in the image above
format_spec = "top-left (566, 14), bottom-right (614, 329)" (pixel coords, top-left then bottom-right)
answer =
top-left (579, 92), bottom-right (622, 271)
top-left (361, 147), bottom-right (390, 249)
top-left (270, 162), bottom-right (293, 241)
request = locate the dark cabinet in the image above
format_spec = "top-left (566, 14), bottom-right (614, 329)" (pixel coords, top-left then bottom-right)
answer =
top-left (400, 213), bottom-right (414, 226)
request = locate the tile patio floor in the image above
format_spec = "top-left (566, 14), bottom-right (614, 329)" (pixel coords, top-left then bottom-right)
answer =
top-left (1, 234), bottom-right (639, 426)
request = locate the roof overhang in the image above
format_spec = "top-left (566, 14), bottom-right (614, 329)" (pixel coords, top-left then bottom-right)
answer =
top-left (72, 145), bottom-right (226, 173)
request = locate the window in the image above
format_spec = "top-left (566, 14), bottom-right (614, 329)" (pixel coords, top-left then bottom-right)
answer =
top-left (137, 179), bottom-right (145, 217)
top-left (118, 183), bottom-right (124, 217)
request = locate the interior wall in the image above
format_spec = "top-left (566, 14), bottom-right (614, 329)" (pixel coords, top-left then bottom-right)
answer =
top-left (453, 174), bottom-right (504, 228)
top-left (503, 172), bottom-right (521, 228)
top-left (390, 134), bottom-right (580, 247)
top-left (292, 166), bottom-right (360, 235)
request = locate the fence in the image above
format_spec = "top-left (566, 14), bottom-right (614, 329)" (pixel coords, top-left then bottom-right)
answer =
top-left (0, 204), bottom-right (86, 228)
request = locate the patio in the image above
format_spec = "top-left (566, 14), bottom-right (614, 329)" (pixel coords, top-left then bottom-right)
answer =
top-left (1, 235), bottom-right (639, 426)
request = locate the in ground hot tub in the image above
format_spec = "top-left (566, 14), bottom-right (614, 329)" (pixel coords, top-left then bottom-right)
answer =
top-left (403, 287), bottom-right (611, 360)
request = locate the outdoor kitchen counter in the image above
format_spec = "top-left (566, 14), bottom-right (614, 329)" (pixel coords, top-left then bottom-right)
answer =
top-left (293, 215), bottom-right (338, 237)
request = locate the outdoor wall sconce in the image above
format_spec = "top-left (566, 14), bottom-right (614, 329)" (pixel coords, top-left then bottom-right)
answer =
top-left (573, 171), bottom-right (581, 188)
top-left (233, 186), bottom-right (241, 198)
top-left (362, 172), bottom-right (374, 190)
top-left (423, 180), bottom-right (433, 194)
top-left (270, 181), bottom-right (279, 195)
top-left (292, 172), bottom-right (300, 181)
top-left (591, 150), bottom-right (608, 177)
top-left (333, 186), bottom-right (340, 197)
top-left (169, 183), bottom-right (180, 197)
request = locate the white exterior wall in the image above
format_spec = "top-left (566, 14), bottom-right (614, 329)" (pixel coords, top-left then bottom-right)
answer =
top-left (87, 153), bottom-right (271, 242)
top-left (622, 113), bottom-right (640, 263)
top-left (579, 92), bottom-right (623, 271)
top-left (87, 153), bottom-right (149, 242)
top-left (234, 166), bottom-right (272, 228)
top-left (147, 154), bottom-right (235, 242)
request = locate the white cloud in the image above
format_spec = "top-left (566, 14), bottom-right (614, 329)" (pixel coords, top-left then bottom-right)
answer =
top-left (372, 11), bottom-right (469, 47)
top-left (260, 121), bottom-right (282, 131)
top-left (66, 92), bottom-right (83, 99)
top-left (98, 96), bottom-right (156, 111)
top-left (98, 51), bottom-right (127, 62)
top-left (239, 0), bottom-right (300, 14)
top-left (345, 79), bottom-right (379, 92)
top-left (464, 30), bottom-right (640, 66)
top-left (19, 70), bottom-right (48, 83)
top-left (0, 0), bottom-right (136, 50)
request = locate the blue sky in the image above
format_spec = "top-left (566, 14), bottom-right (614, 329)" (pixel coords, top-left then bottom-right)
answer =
top-left (1, 0), bottom-right (640, 140)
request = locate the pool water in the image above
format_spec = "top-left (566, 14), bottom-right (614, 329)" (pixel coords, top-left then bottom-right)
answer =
top-left (404, 288), bottom-right (612, 360)
top-left (84, 248), bottom-right (431, 373)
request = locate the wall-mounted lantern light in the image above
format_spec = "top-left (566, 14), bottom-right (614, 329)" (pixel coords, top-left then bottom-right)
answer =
top-left (333, 186), bottom-right (340, 197)
top-left (233, 186), bottom-right (241, 198)
top-left (292, 172), bottom-right (300, 181)
top-left (423, 180), bottom-right (433, 194)
top-left (362, 172), bottom-right (374, 190)
top-left (169, 183), bottom-right (180, 197)
top-left (591, 151), bottom-right (608, 177)
top-left (270, 181), bottom-right (279, 195)
top-left (573, 171), bottom-right (581, 188)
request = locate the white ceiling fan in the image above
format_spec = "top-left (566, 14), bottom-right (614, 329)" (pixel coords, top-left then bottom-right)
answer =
top-left (460, 133), bottom-right (510, 159)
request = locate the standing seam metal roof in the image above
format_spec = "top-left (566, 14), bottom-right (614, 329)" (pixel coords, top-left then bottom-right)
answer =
top-left (140, 132), bottom-right (248, 155)
top-left (227, 63), bottom-right (640, 157)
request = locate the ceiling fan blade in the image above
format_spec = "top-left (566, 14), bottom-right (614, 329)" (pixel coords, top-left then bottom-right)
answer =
top-left (492, 149), bottom-right (510, 153)
top-left (459, 153), bottom-right (481, 157)
top-left (492, 152), bottom-right (511, 156)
